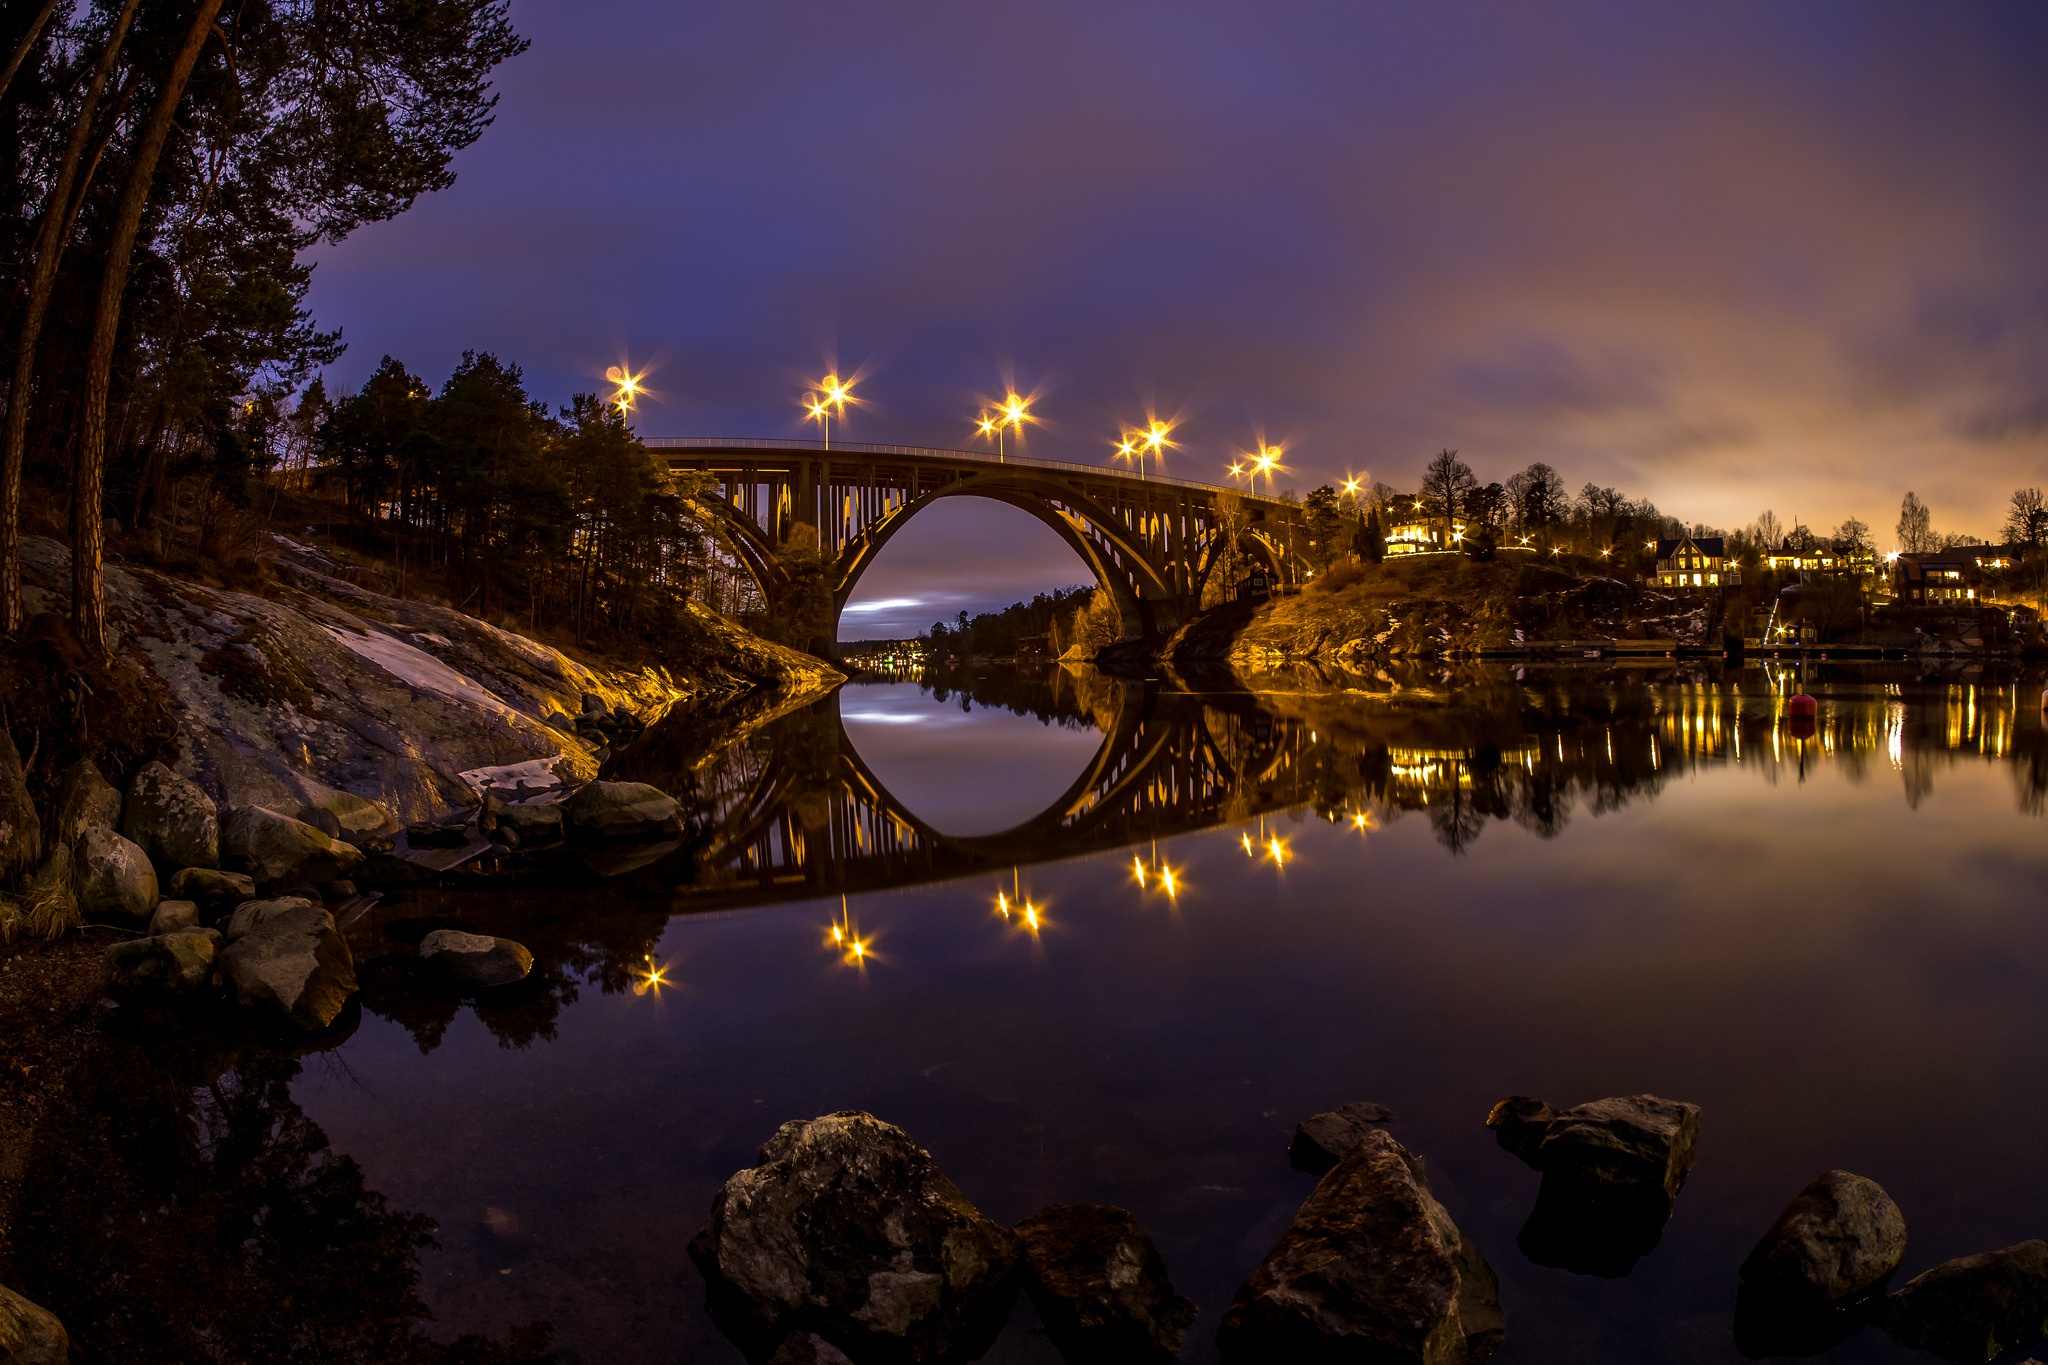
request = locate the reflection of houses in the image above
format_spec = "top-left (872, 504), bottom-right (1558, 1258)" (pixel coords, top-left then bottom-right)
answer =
top-left (1654, 535), bottom-right (1738, 591)
top-left (1890, 547), bottom-right (2012, 604)
top-left (1763, 538), bottom-right (1878, 577)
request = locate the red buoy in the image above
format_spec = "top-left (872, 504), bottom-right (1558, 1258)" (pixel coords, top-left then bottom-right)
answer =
top-left (1788, 693), bottom-right (1818, 718)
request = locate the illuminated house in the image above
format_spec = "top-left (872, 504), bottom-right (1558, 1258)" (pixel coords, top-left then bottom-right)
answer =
top-left (1762, 537), bottom-right (1878, 576)
top-left (1383, 497), bottom-right (1460, 555)
top-left (1654, 535), bottom-right (1736, 591)
top-left (1890, 547), bottom-right (2012, 604)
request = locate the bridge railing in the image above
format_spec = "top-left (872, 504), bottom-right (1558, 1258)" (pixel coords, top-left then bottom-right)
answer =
top-left (641, 435), bottom-right (1296, 507)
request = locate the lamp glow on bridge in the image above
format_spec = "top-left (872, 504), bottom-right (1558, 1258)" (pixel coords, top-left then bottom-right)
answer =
top-left (802, 373), bottom-right (856, 449)
top-left (1116, 418), bottom-right (1175, 480)
top-left (974, 392), bottom-right (1034, 462)
top-left (1248, 443), bottom-right (1284, 497)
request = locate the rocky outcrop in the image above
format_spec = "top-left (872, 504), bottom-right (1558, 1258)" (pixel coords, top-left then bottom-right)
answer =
top-left (418, 929), bottom-right (533, 990)
top-left (1742, 1171), bottom-right (1907, 1306)
top-left (1219, 1127), bottom-right (1502, 1363)
top-left (1488, 1092), bottom-right (1701, 1279)
top-left (690, 1111), bottom-right (1019, 1363)
top-left (221, 806), bottom-right (364, 887)
top-left (564, 781), bottom-right (681, 841)
top-left (104, 928), bottom-right (222, 1000)
top-left (219, 898), bottom-right (358, 1030)
top-left (120, 760), bottom-right (220, 870)
top-left (165, 866), bottom-right (256, 914)
top-left (0, 730), bottom-right (38, 887)
top-left (0, 1283), bottom-right (71, 1365)
top-left (72, 824), bottom-right (159, 924)
top-left (1015, 1204), bottom-right (1196, 1364)
top-left (1290, 1101), bottom-right (1397, 1175)
top-left (1878, 1241), bottom-right (2048, 1362)
top-left (52, 758), bottom-right (122, 846)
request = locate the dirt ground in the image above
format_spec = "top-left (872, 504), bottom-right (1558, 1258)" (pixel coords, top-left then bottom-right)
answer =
top-left (0, 933), bottom-right (110, 1274)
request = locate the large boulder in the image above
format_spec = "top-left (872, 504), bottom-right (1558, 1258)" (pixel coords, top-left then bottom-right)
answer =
top-left (418, 929), bottom-right (533, 990)
top-left (1015, 1204), bottom-right (1196, 1364)
top-left (104, 928), bottom-right (222, 1000)
top-left (72, 824), bottom-right (158, 925)
top-left (1878, 1240), bottom-right (2048, 1362)
top-left (498, 799), bottom-right (565, 845)
top-left (52, 758), bottom-right (122, 845)
top-left (221, 805), bottom-right (363, 887)
top-left (148, 900), bottom-right (202, 935)
top-left (0, 1282), bottom-right (71, 1365)
top-left (563, 781), bottom-right (681, 841)
top-left (690, 1111), bottom-right (1019, 1363)
top-left (1529, 1094), bottom-right (1700, 1197)
top-left (165, 866), bottom-right (256, 914)
top-left (120, 760), bottom-right (219, 870)
top-left (219, 899), bottom-right (357, 1030)
top-left (1741, 1170), bottom-right (1907, 1306)
top-left (1291, 1101), bottom-right (1397, 1175)
top-left (1219, 1127), bottom-right (1503, 1364)
top-left (0, 731), bottom-right (37, 888)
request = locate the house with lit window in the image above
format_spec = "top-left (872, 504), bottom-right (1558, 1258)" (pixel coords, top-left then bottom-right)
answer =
top-left (1654, 535), bottom-right (1736, 591)
top-left (1762, 537), bottom-right (1879, 577)
top-left (1384, 502), bottom-right (1463, 555)
top-left (1890, 547), bottom-right (2013, 604)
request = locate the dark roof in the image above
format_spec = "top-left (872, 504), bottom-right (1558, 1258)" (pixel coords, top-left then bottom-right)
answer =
top-left (1656, 536), bottom-right (1725, 558)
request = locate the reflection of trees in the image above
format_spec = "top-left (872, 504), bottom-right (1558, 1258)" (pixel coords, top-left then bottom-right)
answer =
top-left (8, 1029), bottom-right (553, 1364)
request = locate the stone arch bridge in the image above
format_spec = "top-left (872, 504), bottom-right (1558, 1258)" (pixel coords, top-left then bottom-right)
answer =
top-left (645, 438), bottom-right (1308, 645)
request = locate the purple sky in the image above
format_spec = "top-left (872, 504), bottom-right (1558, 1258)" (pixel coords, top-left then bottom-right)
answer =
top-left (307, 1), bottom-right (2048, 637)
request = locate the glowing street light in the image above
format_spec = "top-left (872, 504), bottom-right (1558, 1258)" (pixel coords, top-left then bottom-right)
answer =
top-left (802, 372), bottom-right (856, 449)
top-left (974, 392), bottom-right (1034, 462)
top-left (1119, 418), bottom-right (1174, 480)
top-left (605, 364), bottom-right (645, 415)
top-left (1113, 434), bottom-right (1142, 478)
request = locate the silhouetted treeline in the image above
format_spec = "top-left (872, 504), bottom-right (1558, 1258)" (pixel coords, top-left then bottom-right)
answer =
top-left (924, 586), bottom-right (1096, 660)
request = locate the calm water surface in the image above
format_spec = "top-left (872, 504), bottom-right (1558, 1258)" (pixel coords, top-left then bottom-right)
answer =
top-left (284, 665), bottom-right (2048, 1361)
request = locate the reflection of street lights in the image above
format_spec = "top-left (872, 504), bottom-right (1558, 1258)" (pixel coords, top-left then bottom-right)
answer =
top-left (802, 373), bottom-right (855, 448)
top-left (974, 392), bottom-right (1033, 462)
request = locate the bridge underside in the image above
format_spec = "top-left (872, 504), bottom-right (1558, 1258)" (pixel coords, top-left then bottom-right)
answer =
top-left (653, 441), bottom-right (1308, 651)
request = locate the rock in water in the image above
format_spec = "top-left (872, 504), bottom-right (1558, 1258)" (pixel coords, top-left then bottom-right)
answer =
top-left (1219, 1127), bottom-right (1503, 1364)
top-left (418, 929), bottom-right (533, 989)
top-left (165, 866), bottom-right (256, 913)
top-left (104, 928), bottom-right (222, 1000)
top-left (0, 730), bottom-right (39, 887)
top-left (220, 806), bottom-right (364, 887)
top-left (120, 760), bottom-right (220, 870)
top-left (499, 800), bottom-right (565, 845)
top-left (1015, 1204), bottom-right (1196, 1364)
top-left (1484, 1096), bottom-right (1556, 1168)
top-left (52, 758), bottom-right (122, 846)
top-left (689, 1111), bottom-right (1019, 1364)
top-left (219, 900), bottom-right (357, 1030)
top-left (563, 781), bottom-right (681, 841)
top-left (1878, 1240), bottom-right (2048, 1362)
top-left (1291, 1101), bottom-right (1398, 1175)
top-left (1535, 1095), bottom-right (1701, 1197)
top-left (72, 825), bottom-right (159, 925)
top-left (0, 1282), bottom-right (71, 1365)
top-left (765, 1335), bottom-right (855, 1365)
top-left (1742, 1171), bottom-right (1907, 1305)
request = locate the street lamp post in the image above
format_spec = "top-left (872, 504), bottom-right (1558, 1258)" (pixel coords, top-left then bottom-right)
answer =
top-left (974, 392), bottom-right (1033, 462)
top-left (605, 365), bottom-right (644, 415)
top-left (803, 373), bottom-right (855, 449)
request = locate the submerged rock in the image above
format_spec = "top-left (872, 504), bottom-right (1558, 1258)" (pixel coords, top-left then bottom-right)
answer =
top-left (1877, 1240), bottom-right (2048, 1362)
top-left (1015, 1203), bottom-right (1196, 1364)
top-left (1291, 1101), bottom-right (1398, 1175)
top-left (1742, 1170), bottom-right (1907, 1306)
top-left (219, 899), bottom-right (357, 1030)
top-left (104, 928), bottom-right (222, 1000)
top-left (165, 866), bottom-right (257, 913)
top-left (221, 806), bottom-right (364, 887)
top-left (0, 1282), bottom-right (71, 1365)
top-left (0, 730), bottom-right (39, 887)
top-left (1484, 1096), bottom-right (1556, 1168)
top-left (497, 799), bottom-right (565, 844)
top-left (564, 780), bottom-right (681, 841)
top-left (52, 758), bottom-right (122, 846)
top-left (1219, 1127), bottom-right (1503, 1364)
top-left (73, 824), bottom-right (159, 924)
top-left (690, 1110), bottom-right (1019, 1364)
top-left (120, 760), bottom-right (220, 870)
top-left (418, 929), bottom-right (533, 990)
top-left (765, 1334), bottom-right (854, 1365)
top-left (1534, 1095), bottom-right (1701, 1197)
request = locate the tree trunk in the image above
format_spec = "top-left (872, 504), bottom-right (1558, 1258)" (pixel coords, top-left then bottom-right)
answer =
top-left (72, 0), bottom-right (224, 656)
top-left (0, 0), bottom-right (139, 635)
top-left (0, 0), bottom-right (59, 106)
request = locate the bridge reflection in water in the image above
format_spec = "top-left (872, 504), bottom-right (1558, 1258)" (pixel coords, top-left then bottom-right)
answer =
top-left (618, 662), bottom-right (2048, 914)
